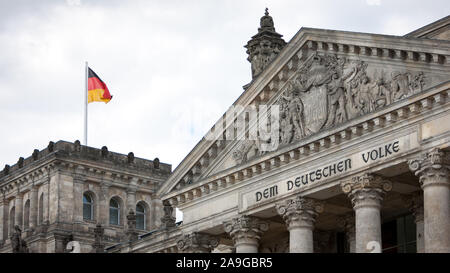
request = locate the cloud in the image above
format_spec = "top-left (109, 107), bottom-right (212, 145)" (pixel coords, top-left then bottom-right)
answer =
top-left (0, 0), bottom-right (449, 171)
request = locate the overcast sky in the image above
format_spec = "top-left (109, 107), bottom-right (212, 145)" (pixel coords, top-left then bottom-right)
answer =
top-left (0, 0), bottom-right (449, 171)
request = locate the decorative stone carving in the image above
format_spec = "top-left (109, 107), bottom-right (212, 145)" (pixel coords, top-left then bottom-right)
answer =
top-left (276, 196), bottom-right (324, 253)
top-left (160, 200), bottom-right (176, 229)
top-left (341, 173), bottom-right (392, 208)
top-left (245, 8), bottom-right (286, 79)
top-left (92, 224), bottom-right (105, 253)
top-left (408, 148), bottom-right (450, 253)
top-left (125, 209), bottom-right (139, 242)
top-left (232, 139), bottom-right (262, 164)
top-left (17, 157), bottom-right (24, 168)
top-left (223, 215), bottom-right (269, 253)
top-left (10, 225), bottom-right (29, 253)
top-left (341, 173), bottom-right (391, 253)
top-left (32, 149), bottom-right (39, 161)
top-left (408, 148), bottom-right (450, 188)
top-left (153, 158), bottom-right (160, 169)
top-left (276, 196), bottom-right (324, 229)
top-left (101, 146), bottom-right (108, 158)
top-left (74, 140), bottom-right (81, 152)
top-left (277, 52), bottom-right (427, 146)
top-left (176, 232), bottom-right (219, 253)
top-left (47, 141), bottom-right (55, 152)
top-left (127, 152), bottom-right (135, 163)
top-left (3, 165), bottom-right (10, 175)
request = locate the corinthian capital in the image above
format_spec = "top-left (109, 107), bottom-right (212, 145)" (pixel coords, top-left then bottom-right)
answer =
top-left (341, 173), bottom-right (392, 208)
top-left (408, 148), bottom-right (450, 188)
top-left (223, 215), bottom-right (269, 243)
top-left (276, 196), bottom-right (324, 229)
top-left (176, 232), bottom-right (219, 253)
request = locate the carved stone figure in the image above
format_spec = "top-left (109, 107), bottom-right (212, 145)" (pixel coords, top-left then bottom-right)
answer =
top-left (274, 52), bottom-right (428, 148)
top-left (160, 200), bottom-right (176, 229)
top-left (10, 225), bottom-right (29, 253)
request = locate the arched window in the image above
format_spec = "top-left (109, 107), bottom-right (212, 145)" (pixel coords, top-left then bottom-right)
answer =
top-left (23, 200), bottom-right (30, 229)
top-left (136, 202), bottom-right (146, 230)
top-left (83, 193), bottom-right (94, 220)
top-left (109, 198), bottom-right (120, 225)
top-left (38, 193), bottom-right (44, 225)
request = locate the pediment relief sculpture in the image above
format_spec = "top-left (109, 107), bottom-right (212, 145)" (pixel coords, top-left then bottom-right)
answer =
top-left (233, 52), bottom-right (427, 165)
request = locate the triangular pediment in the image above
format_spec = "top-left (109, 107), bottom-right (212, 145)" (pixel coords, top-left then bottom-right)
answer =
top-left (158, 27), bottom-right (450, 198)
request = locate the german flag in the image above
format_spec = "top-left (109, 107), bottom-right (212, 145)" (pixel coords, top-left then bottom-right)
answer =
top-left (88, 67), bottom-right (112, 103)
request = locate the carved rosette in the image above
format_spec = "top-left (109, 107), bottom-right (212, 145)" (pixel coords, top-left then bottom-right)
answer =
top-left (276, 196), bottom-right (324, 230)
top-left (223, 215), bottom-right (269, 246)
top-left (341, 173), bottom-right (392, 209)
top-left (408, 148), bottom-right (450, 189)
top-left (176, 232), bottom-right (219, 253)
top-left (402, 192), bottom-right (424, 223)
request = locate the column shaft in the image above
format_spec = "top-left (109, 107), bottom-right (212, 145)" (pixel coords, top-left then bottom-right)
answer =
top-left (341, 173), bottom-right (392, 253)
top-left (423, 183), bottom-right (450, 252)
top-left (409, 148), bottom-right (450, 253)
top-left (289, 227), bottom-right (313, 253)
top-left (355, 206), bottom-right (381, 253)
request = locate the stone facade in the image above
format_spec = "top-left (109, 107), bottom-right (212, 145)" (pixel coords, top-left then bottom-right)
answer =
top-left (2, 12), bottom-right (450, 254)
top-left (0, 140), bottom-right (171, 253)
top-left (145, 12), bottom-right (450, 254)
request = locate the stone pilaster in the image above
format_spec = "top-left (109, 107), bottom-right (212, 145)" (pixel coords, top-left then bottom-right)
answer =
top-left (99, 183), bottom-right (110, 226)
top-left (409, 148), bottom-right (450, 253)
top-left (403, 192), bottom-right (424, 253)
top-left (276, 196), bottom-right (324, 253)
top-left (125, 209), bottom-right (138, 243)
top-left (72, 173), bottom-right (85, 223)
top-left (15, 193), bottom-right (24, 230)
top-left (177, 232), bottom-right (219, 253)
top-left (0, 196), bottom-right (5, 243)
top-left (337, 213), bottom-right (356, 253)
top-left (224, 215), bottom-right (269, 253)
top-left (126, 187), bottom-right (137, 223)
top-left (341, 173), bottom-right (392, 253)
top-left (29, 185), bottom-right (38, 230)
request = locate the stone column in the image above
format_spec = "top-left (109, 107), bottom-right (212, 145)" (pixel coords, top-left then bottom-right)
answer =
top-left (177, 232), bottom-right (219, 253)
top-left (338, 213), bottom-right (356, 253)
top-left (15, 193), bottom-right (24, 229)
top-left (224, 215), bottom-right (269, 253)
top-left (276, 196), bottom-right (324, 253)
top-left (409, 148), bottom-right (450, 253)
top-left (29, 185), bottom-right (39, 230)
top-left (341, 173), bottom-right (392, 253)
top-left (403, 192), bottom-right (424, 253)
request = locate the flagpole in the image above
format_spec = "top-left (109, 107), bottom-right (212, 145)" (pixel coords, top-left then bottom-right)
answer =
top-left (84, 61), bottom-right (88, 146)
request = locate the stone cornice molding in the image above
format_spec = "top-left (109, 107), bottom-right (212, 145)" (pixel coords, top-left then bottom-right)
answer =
top-left (224, 215), bottom-right (269, 244)
top-left (341, 173), bottom-right (392, 209)
top-left (408, 148), bottom-right (450, 188)
top-left (276, 196), bottom-right (324, 229)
